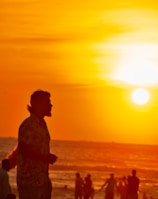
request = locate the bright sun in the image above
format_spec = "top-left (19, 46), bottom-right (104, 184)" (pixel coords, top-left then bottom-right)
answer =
top-left (131, 88), bottom-right (150, 105)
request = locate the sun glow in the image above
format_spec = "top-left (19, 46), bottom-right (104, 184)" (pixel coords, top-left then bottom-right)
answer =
top-left (131, 88), bottom-right (150, 105)
top-left (95, 42), bottom-right (158, 87)
top-left (111, 43), bottom-right (158, 86)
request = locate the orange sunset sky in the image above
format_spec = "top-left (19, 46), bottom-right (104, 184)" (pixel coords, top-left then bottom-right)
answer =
top-left (1, 0), bottom-right (158, 145)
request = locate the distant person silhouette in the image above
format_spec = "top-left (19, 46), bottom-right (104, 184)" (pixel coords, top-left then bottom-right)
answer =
top-left (83, 174), bottom-right (94, 199)
top-left (116, 177), bottom-right (127, 199)
top-left (127, 169), bottom-right (140, 199)
top-left (0, 159), bottom-right (11, 199)
top-left (17, 90), bottom-right (57, 199)
top-left (99, 173), bottom-right (117, 199)
top-left (75, 172), bottom-right (84, 199)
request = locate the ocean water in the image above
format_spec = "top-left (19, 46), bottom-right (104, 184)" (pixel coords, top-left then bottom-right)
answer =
top-left (0, 137), bottom-right (158, 198)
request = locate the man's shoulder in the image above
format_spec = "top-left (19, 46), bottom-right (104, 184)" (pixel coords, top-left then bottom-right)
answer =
top-left (131, 176), bottom-right (139, 183)
top-left (136, 176), bottom-right (140, 182)
top-left (134, 176), bottom-right (139, 180)
top-left (19, 116), bottom-right (33, 130)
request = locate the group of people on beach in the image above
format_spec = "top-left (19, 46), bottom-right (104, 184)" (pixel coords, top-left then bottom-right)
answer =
top-left (75, 173), bottom-right (94, 199)
top-left (75, 170), bottom-right (140, 199)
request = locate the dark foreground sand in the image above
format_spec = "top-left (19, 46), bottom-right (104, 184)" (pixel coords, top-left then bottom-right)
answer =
top-left (11, 186), bottom-right (107, 199)
top-left (11, 186), bottom-right (148, 199)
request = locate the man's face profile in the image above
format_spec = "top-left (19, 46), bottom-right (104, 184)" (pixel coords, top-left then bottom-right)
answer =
top-left (42, 97), bottom-right (52, 117)
top-left (29, 90), bottom-right (52, 117)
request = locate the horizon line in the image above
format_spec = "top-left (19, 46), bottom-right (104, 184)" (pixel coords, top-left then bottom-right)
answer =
top-left (0, 136), bottom-right (157, 147)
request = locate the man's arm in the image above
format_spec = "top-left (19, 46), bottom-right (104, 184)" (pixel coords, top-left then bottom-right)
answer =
top-left (18, 142), bottom-right (57, 164)
top-left (98, 181), bottom-right (107, 192)
top-left (7, 145), bottom-right (18, 169)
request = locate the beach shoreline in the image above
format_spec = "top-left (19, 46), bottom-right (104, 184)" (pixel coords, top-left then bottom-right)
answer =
top-left (11, 185), bottom-right (147, 199)
top-left (2, 139), bottom-right (158, 199)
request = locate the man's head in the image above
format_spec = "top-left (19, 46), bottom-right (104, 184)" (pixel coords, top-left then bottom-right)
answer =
top-left (27, 90), bottom-right (52, 117)
top-left (1, 159), bottom-right (10, 171)
top-left (110, 173), bottom-right (114, 178)
top-left (132, 169), bottom-right (136, 176)
top-left (76, 172), bottom-right (80, 178)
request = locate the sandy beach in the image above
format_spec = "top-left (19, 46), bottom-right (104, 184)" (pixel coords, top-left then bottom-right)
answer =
top-left (2, 139), bottom-right (158, 199)
top-left (11, 186), bottom-right (105, 199)
top-left (51, 187), bottom-right (105, 199)
top-left (11, 185), bottom-right (146, 199)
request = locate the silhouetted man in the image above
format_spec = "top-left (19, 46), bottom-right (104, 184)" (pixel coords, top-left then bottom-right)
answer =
top-left (127, 169), bottom-right (140, 199)
top-left (83, 174), bottom-right (94, 199)
top-left (75, 172), bottom-right (84, 199)
top-left (17, 90), bottom-right (57, 199)
top-left (99, 173), bottom-right (117, 199)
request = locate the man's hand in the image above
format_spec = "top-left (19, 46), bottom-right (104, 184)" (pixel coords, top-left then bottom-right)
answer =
top-left (47, 153), bottom-right (57, 164)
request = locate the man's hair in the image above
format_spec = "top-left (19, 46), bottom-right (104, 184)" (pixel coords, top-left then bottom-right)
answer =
top-left (27, 90), bottom-right (51, 113)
